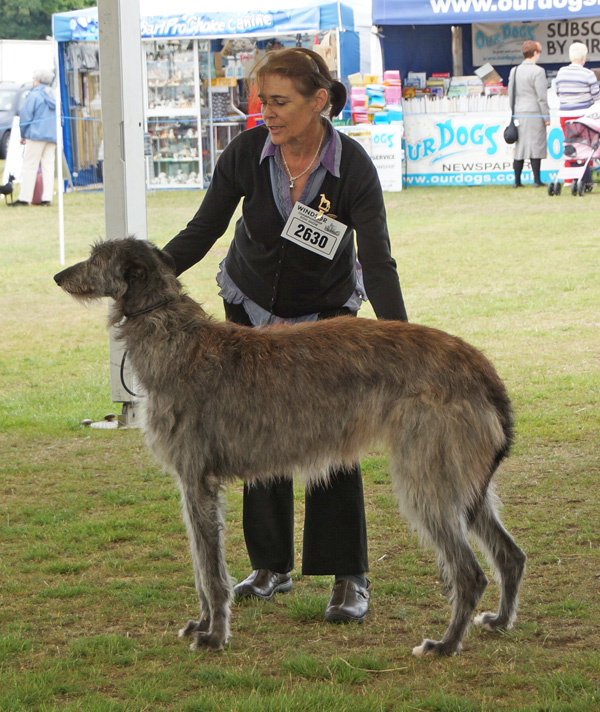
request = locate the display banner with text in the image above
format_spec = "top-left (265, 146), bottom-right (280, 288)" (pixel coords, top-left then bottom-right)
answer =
top-left (473, 18), bottom-right (600, 66)
top-left (403, 111), bottom-right (565, 186)
top-left (337, 125), bottom-right (404, 191)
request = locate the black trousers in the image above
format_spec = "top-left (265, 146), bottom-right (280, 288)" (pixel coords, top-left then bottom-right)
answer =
top-left (224, 300), bottom-right (369, 576)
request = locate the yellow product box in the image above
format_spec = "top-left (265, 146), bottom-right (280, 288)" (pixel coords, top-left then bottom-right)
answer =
top-left (211, 77), bottom-right (237, 87)
top-left (347, 72), bottom-right (364, 86)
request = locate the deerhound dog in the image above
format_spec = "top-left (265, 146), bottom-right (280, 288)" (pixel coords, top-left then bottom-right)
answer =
top-left (54, 237), bottom-right (526, 656)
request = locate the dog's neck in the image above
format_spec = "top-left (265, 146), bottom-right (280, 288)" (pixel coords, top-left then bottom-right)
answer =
top-left (123, 297), bottom-right (175, 319)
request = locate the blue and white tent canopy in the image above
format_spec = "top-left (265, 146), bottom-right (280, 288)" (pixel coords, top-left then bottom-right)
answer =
top-left (53, 0), bottom-right (364, 42)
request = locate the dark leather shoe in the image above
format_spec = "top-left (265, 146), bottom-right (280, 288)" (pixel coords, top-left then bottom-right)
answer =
top-left (9, 199), bottom-right (29, 206)
top-left (532, 182), bottom-right (546, 188)
top-left (324, 578), bottom-right (371, 623)
top-left (512, 183), bottom-right (522, 189)
top-left (233, 569), bottom-right (292, 600)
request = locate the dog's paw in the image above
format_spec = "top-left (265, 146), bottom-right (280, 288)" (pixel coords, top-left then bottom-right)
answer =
top-left (178, 618), bottom-right (210, 638)
top-left (179, 619), bottom-right (226, 651)
top-left (473, 612), bottom-right (512, 632)
top-left (412, 639), bottom-right (460, 657)
top-left (189, 631), bottom-right (226, 652)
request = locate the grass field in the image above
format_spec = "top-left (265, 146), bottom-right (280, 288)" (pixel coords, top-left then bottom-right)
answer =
top-left (0, 176), bottom-right (599, 711)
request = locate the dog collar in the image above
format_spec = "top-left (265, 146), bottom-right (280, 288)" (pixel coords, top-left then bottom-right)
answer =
top-left (123, 297), bottom-right (175, 319)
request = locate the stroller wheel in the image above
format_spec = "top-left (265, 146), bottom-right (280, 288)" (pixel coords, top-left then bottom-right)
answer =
top-left (578, 180), bottom-right (586, 196)
top-left (547, 182), bottom-right (555, 196)
top-left (571, 179), bottom-right (579, 196)
top-left (585, 183), bottom-right (594, 193)
top-left (555, 182), bottom-right (562, 195)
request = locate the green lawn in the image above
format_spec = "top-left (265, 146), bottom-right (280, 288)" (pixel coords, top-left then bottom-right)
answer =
top-left (0, 179), bottom-right (598, 711)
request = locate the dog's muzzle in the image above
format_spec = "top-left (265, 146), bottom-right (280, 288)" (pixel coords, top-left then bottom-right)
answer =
top-left (54, 267), bottom-right (69, 286)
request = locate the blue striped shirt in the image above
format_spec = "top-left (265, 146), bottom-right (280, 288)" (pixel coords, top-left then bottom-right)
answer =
top-left (555, 63), bottom-right (600, 116)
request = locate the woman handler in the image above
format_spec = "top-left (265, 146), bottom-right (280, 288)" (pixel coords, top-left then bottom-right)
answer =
top-left (162, 48), bottom-right (407, 623)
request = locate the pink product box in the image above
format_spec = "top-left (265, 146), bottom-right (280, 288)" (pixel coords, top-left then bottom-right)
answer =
top-left (352, 112), bottom-right (369, 124)
top-left (383, 70), bottom-right (401, 84)
top-left (385, 86), bottom-right (402, 104)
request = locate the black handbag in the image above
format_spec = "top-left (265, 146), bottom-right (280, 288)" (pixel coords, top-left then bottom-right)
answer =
top-left (504, 118), bottom-right (518, 144)
top-left (504, 67), bottom-right (519, 144)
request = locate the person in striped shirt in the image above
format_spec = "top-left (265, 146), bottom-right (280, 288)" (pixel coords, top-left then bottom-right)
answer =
top-left (555, 42), bottom-right (600, 186)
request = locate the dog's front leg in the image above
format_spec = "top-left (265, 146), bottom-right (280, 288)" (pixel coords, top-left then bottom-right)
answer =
top-left (177, 476), bottom-right (233, 651)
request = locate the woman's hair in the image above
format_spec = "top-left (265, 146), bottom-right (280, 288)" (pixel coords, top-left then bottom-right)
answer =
top-left (569, 41), bottom-right (588, 63)
top-left (33, 69), bottom-right (54, 85)
top-left (522, 41), bottom-right (541, 59)
top-left (250, 47), bottom-right (347, 119)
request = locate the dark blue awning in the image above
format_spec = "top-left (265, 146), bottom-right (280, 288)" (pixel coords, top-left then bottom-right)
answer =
top-left (373, 0), bottom-right (600, 27)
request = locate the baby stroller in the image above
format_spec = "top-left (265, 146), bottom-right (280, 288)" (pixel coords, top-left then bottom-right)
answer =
top-left (548, 115), bottom-right (600, 197)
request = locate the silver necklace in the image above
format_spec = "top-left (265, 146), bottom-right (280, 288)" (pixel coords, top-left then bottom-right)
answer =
top-left (280, 129), bottom-right (325, 189)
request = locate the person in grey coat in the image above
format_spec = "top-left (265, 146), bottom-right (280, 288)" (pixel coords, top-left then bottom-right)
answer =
top-left (508, 40), bottom-right (550, 188)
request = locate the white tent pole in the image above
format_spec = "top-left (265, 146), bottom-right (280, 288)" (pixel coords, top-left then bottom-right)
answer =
top-left (54, 38), bottom-right (65, 266)
top-left (336, 0), bottom-right (343, 79)
top-left (97, 0), bottom-right (147, 427)
top-left (98, 0), bottom-right (147, 242)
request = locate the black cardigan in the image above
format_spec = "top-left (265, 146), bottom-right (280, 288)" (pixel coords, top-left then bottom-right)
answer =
top-left (163, 125), bottom-right (407, 321)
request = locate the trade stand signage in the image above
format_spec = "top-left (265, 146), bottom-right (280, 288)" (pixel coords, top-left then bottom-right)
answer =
top-left (140, 9), bottom-right (319, 38)
top-left (337, 125), bottom-right (404, 191)
top-left (402, 110), bottom-right (564, 186)
top-left (54, 7), bottom-right (321, 41)
top-left (473, 17), bottom-right (600, 64)
top-left (373, 0), bottom-right (600, 26)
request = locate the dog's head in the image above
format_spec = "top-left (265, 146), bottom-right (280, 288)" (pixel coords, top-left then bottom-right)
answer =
top-left (54, 237), bottom-right (179, 319)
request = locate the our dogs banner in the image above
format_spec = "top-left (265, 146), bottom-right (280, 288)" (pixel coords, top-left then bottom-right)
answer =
top-left (473, 18), bottom-right (600, 65)
top-left (402, 110), bottom-right (565, 186)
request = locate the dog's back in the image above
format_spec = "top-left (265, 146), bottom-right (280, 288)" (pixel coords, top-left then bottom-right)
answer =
top-left (123, 306), bottom-right (512, 499)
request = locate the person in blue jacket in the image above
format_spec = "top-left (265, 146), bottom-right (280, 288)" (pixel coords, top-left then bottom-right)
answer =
top-left (11, 69), bottom-right (57, 207)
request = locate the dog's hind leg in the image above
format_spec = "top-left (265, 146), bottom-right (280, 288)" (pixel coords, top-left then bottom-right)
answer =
top-left (471, 491), bottom-right (526, 632)
top-left (390, 432), bottom-right (490, 657)
top-left (411, 512), bottom-right (489, 657)
top-left (176, 476), bottom-right (233, 651)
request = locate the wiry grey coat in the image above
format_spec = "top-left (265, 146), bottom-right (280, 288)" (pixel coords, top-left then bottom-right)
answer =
top-left (54, 238), bottom-right (526, 658)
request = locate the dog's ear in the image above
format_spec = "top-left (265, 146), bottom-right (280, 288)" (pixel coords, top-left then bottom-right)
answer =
top-left (124, 261), bottom-right (147, 284)
top-left (158, 249), bottom-right (177, 274)
top-left (122, 239), bottom-right (153, 285)
top-left (120, 238), bottom-right (176, 288)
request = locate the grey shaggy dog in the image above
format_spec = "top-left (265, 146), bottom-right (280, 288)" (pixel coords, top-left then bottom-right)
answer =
top-left (54, 237), bottom-right (526, 656)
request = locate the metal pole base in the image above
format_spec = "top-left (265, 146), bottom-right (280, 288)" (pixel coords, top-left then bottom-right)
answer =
top-left (118, 401), bottom-right (142, 428)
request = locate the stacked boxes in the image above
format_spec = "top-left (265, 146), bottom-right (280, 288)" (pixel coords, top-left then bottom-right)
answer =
top-left (383, 70), bottom-right (402, 106)
top-left (348, 70), bottom-right (403, 125)
top-left (350, 85), bottom-right (368, 124)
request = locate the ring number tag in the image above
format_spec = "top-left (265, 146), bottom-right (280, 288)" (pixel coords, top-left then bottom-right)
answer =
top-left (281, 202), bottom-right (346, 260)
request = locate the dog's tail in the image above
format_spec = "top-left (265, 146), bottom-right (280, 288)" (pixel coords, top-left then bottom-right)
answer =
top-left (488, 375), bottom-right (514, 468)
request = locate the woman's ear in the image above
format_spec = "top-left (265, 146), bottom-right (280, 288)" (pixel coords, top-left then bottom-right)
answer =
top-left (314, 88), bottom-right (328, 113)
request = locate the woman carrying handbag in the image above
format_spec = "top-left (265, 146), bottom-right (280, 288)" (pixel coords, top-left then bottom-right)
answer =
top-left (507, 40), bottom-right (550, 188)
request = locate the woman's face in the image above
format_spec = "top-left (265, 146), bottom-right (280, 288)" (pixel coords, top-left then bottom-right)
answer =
top-left (258, 73), bottom-right (325, 146)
